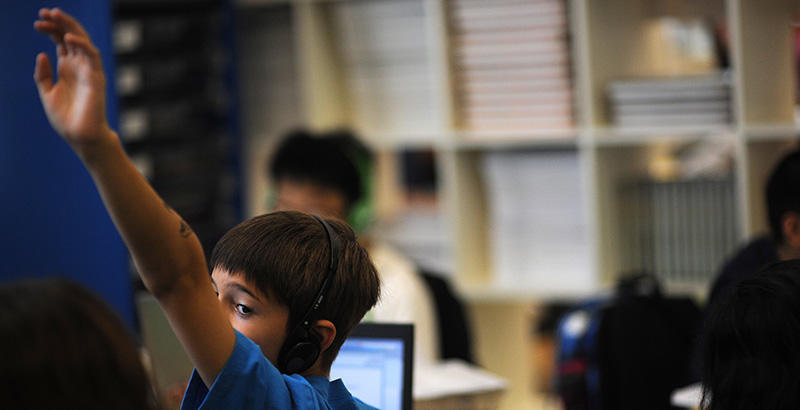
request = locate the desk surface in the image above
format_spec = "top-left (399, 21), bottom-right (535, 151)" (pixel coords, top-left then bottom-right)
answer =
top-left (415, 390), bottom-right (504, 410)
top-left (671, 383), bottom-right (703, 409)
top-left (413, 360), bottom-right (508, 409)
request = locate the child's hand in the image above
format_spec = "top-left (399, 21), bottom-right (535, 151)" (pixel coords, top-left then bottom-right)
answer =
top-left (33, 8), bottom-right (113, 147)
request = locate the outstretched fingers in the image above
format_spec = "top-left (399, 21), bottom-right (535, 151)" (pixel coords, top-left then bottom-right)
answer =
top-left (33, 19), bottom-right (66, 57)
top-left (33, 7), bottom-right (102, 73)
top-left (34, 8), bottom-right (91, 54)
top-left (33, 7), bottom-right (112, 145)
top-left (48, 8), bottom-right (89, 38)
top-left (33, 53), bottom-right (54, 95)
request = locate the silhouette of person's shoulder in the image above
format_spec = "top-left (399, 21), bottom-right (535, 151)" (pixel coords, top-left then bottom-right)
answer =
top-left (709, 236), bottom-right (778, 304)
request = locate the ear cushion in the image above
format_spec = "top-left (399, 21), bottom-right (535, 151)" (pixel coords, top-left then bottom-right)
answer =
top-left (348, 196), bottom-right (373, 234)
top-left (344, 142), bottom-right (374, 234)
top-left (278, 326), bottom-right (321, 374)
top-left (282, 340), bottom-right (321, 375)
top-left (264, 186), bottom-right (278, 212)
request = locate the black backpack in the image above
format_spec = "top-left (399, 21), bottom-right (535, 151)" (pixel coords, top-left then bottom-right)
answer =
top-left (556, 275), bottom-right (701, 410)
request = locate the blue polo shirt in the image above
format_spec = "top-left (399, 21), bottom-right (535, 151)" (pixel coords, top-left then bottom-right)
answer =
top-left (181, 330), bottom-right (377, 410)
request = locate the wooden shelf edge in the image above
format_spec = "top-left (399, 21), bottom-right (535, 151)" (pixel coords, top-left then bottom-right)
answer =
top-left (454, 282), bottom-right (609, 303)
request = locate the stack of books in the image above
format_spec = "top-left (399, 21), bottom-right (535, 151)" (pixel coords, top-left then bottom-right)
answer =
top-left (607, 73), bottom-right (732, 129)
top-left (481, 150), bottom-right (593, 293)
top-left (331, 0), bottom-right (437, 137)
top-left (449, 0), bottom-right (575, 134)
top-left (618, 178), bottom-right (737, 286)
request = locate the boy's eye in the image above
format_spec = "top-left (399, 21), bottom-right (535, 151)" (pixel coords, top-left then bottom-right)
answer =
top-left (235, 304), bottom-right (253, 315)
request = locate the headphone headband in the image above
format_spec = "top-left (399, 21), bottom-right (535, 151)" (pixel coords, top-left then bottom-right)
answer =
top-left (297, 215), bottom-right (339, 327)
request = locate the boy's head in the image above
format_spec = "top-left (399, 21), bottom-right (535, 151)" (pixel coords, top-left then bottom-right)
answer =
top-left (209, 211), bottom-right (381, 372)
top-left (268, 129), bottom-right (373, 230)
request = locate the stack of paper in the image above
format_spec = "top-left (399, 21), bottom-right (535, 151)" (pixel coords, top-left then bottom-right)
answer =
top-left (607, 73), bottom-right (732, 128)
top-left (331, 0), bottom-right (438, 137)
top-left (481, 151), bottom-right (594, 293)
top-left (449, 0), bottom-right (575, 133)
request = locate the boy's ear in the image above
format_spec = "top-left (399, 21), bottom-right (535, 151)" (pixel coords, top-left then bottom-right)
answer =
top-left (313, 320), bottom-right (337, 353)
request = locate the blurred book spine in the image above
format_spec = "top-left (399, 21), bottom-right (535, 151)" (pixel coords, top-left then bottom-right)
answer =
top-left (619, 178), bottom-right (737, 287)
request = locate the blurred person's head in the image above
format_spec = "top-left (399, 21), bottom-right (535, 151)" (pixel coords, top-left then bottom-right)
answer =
top-left (766, 148), bottom-right (800, 258)
top-left (0, 277), bottom-right (157, 410)
top-left (702, 259), bottom-right (800, 410)
top-left (268, 129), bottom-right (372, 231)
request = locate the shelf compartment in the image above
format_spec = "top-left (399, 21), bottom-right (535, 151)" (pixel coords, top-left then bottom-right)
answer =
top-left (326, 0), bottom-right (442, 143)
top-left (480, 149), bottom-right (594, 294)
top-left (617, 178), bottom-right (738, 288)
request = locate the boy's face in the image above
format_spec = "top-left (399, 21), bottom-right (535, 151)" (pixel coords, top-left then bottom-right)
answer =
top-left (274, 179), bottom-right (349, 219)
top-left (211, 268), bottom-right (289, 365)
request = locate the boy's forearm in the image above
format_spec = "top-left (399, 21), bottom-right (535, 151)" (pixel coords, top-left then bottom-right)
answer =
top-left (76, 129), bottom-right (208, 297)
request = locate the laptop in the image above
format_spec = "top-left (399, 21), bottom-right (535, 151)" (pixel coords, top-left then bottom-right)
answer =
top-left (330, 323), bottom-right (415, 410)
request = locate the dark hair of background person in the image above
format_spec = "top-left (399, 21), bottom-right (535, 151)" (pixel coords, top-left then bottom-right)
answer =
top-left (0, 277), bottom-right (158, 410)
top-left (702, 259), bottom-right (800, 410)
top-left (766, 149), bottom-right (800, 245)
top-left (268, 129), bottom-right (372, 211)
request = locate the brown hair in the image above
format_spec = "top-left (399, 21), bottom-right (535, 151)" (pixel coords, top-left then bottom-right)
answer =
top-left (210, 210), bottom-right (381, 368)
top-left (0, 278), bottom-right (158, 410)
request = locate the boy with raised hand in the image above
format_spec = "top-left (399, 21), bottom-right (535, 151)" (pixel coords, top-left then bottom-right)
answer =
top-left (33, 8), bottom-right (381, 409)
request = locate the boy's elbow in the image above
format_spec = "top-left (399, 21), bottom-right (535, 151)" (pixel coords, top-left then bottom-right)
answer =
top-left (148, 268), bottom-right (210, 301)
top-left (142, 251), bottom-right (210, 299)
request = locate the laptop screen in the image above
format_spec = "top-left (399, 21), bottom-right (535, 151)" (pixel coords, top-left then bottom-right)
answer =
top-left (330, 323), bottom-right (414, 410)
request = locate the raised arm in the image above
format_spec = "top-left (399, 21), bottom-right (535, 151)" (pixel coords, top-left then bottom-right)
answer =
top-left (33, 8), bottom-right (234, 386)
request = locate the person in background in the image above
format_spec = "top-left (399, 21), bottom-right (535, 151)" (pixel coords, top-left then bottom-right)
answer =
top-left (706, 147), bottom-right (800, 307)
top-left (689, 147), bottom-right (800, 381)
top-left (702, 260), bottom-right (800, 410)
top-left (268, 130), bottom-right (442, 365)
top-left (33, 8), bottom-right (381, 410)
top-left (0, 277), bottom-right (158, 410)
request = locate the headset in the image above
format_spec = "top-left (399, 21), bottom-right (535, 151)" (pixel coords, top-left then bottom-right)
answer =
top-left (277, 215), bottom-right (340, 374)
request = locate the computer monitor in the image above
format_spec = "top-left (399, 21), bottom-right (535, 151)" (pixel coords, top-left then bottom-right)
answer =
top-left (330, 323), bottom-right (414, 410)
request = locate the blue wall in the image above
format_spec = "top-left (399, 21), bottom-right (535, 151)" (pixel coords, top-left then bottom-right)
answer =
top-left (0, 2), bottom-right (134, 329)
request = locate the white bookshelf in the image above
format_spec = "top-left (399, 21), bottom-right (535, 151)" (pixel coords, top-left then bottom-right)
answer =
top-left (234, 0), bottom-right (800, 408)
